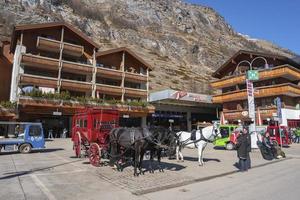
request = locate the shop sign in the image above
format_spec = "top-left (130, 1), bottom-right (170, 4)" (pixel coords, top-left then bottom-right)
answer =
top-left (168, 119), bottom-right (174, 123)
top-left (247, 70), bottom-right (259, 81)
top-left (170, 91), bottom-right (212, 103)
top-left (123, 115), bottom-right (130, 118)
top-left (241, 111), bottom-right (248, 117)
top-left (53, 111), bottom-right (62, 116)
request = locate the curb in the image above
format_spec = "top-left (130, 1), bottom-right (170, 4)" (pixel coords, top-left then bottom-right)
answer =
top-left (133, 157), bottom-right (292, 196)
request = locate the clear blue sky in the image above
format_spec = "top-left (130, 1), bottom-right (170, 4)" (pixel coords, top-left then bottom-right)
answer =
top-left (186, 0), bottom-right (300, 55)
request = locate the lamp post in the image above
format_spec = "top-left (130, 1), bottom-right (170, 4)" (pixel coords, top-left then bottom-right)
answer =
top-left (236, 57), bottom-right (269, 132)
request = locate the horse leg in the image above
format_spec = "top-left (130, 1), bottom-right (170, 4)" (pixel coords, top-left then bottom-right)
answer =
top-left (149, 149), bottom-right (155, 173)
top-left (157, 148), bottom-right (164, 172)
top-left (176, 145), bottom-right (184, 162)
top-left (109, 142), bottom-right (119, 170)
top-left (198, 144), bottom-right (203, 166)
top-left (134, 143), bottom-right (142, 176)
top-left (176, 145), bottom-right (179, 161)
top-left (201, 143), bottom-right (207, 166)
top-left (139, 149), bottom-right (145, 175)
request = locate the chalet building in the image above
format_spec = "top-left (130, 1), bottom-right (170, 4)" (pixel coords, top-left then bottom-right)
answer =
top-left (5, 22), bottom-right (153, 136)
top-left (211, 50), bottom-right (300, 127)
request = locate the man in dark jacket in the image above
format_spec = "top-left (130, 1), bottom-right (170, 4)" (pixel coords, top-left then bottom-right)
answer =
top-left (246, 128), bottom-right (252, 169)
top-left (236, 126), bottom-right (251, 172)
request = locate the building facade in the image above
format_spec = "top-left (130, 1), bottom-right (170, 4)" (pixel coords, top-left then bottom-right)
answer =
top-left (149, 89), bottom-right (218, 131)
top-left (5, 22), bottom-right (153, 136)
top-left (211, 50), bottom-right (300, 127)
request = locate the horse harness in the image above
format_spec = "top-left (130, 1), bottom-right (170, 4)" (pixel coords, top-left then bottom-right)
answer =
top-left (178, 128), bottom-right (214, 148)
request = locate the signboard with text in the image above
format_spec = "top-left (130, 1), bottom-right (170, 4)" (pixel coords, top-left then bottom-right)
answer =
top-left (274, 97), bottom-right (282, 124)
top-left (246, 79), bottom-right (255, 120)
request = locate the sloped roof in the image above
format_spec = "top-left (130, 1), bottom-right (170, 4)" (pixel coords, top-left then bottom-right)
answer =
top-left (212, 50), bottom-right (300, 79)
top-left (96, 47), bottom-right (153, 70)
top-left (10, 21), bottom-right (100, 52)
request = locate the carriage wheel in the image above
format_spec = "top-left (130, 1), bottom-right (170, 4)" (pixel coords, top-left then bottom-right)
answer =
top-left (89, 143), bottom-right (101, 167)
top-left (73, 132), bottom-right (82, 158)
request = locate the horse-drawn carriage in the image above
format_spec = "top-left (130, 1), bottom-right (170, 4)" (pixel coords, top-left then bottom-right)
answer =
top-left (71, 108), bottom-right (119, 166)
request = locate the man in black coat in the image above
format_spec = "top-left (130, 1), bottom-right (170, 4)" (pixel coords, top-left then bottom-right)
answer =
top-left (236, 126), bottom-right (251, 172)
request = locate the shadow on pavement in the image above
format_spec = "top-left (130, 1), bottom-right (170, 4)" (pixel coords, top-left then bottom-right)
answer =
top-left (213, 146), bottom-right (227, 150)
top-left (0, 148), bottom-right (64, 155)
top-left (0, 159), bottom-right (83, 180)
top-left (183, 156), bottom-right (221, 163)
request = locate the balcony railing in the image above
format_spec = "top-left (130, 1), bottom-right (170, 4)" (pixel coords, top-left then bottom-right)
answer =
top-left (62, 60), bottom-right (93, 74)
top-left (19, 74), bottom-right (57, 88)
top-left (125, 72), bottom-right (147, 83)
top-left (36, 36), bottom-right (84, 57)
top-left (21, 54), bottom-right (59, 71)
top-left (211, 65), bottom-right (300, 89)
top-left (213, 83), bottom-right (300, 103)
top-left (63, 42), bottom-right (84, 57)
top-left (61, 79), bottom-right (92, 92)
top-left (96, 84), bottom-right (122, 96)
top-left (36, 36), bottom-right (60, 53)
top-left (97, 67), bottom-right (123, 80)
top-left (125, 88), bottom-right (147, 98)
top-left (223, 107), bottom-right (277, 120)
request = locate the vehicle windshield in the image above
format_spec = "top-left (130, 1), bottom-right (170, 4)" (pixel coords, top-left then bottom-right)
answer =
top-left (0, 124), bottom-right (26, 138)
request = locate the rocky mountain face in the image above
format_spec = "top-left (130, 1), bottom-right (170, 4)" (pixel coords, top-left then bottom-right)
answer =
top-left (0, 0), bottom-right (296, 94)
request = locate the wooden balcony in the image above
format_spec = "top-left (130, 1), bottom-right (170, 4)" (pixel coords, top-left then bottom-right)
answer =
top-left (36, 36), bottom-right (84, 57)
top-left (211, 65), bottom-right (300, 89)
top-left (125, 88), bottom-right (148, 98)
top-left (125, 72), bottom-right (147, 83)
top-left (61, 79), bottom-right (92, 92)
top-left (213, 83), bottom-right (300, 103)
top-left (63, 42), bottom-right (84, 57)
top-left (21, 54), bottom-right (59, 71)
top-left (62, 60), bottom-right (93, 74)
top-left (97, 67), bottom-right (123, 80)
top-left (96, 84), bottom-right (122, 96)
top-left (19, 74), bottom-right (57, 88)
top-left (223, 107), bottom-right (277, 120)
top-left (36, 36), bottom-right (60, 53)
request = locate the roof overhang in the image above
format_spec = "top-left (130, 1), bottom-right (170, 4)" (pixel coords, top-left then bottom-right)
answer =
top-left (96, 47), bottom-right (153, 71)
top-left (212, 50), bottom-right (300, 79)
top-left (10, 21), bottom-right (100, 53)
top-left (149, 89), bottom-right (218, 108)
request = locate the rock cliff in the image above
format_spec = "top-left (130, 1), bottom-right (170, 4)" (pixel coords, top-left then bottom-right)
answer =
top-left (0, 0), bottom-right (296, 94)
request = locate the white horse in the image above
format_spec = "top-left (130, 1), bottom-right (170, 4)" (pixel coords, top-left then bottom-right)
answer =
top-left (175, 123), bottom-right (220, 166)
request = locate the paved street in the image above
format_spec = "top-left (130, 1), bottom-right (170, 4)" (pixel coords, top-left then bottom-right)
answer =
top-left (0, 139), bottom-right (299, 200)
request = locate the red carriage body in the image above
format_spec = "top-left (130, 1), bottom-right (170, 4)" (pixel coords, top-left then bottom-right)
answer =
top-left (71, 108), bottom-right (119, 166)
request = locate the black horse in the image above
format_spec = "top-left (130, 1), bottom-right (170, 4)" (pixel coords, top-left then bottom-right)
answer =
top-left (109, 127), bottom-right (151, 176)
top-left (142, 126), bottom-right (177, 173)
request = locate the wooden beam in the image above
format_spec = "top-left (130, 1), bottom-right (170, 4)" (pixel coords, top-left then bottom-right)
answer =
top-left (121, 51), bottom-right (125, 102)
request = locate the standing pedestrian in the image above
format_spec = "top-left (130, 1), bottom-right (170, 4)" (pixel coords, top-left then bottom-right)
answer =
top-left (245, 127), bottom-right (252, 169)
top-left (48, 129), bottom-right (53, 139)
top-left (295, 128), bottom-right (300, 144)
top-left (236, 126), bottom-right (251, 172)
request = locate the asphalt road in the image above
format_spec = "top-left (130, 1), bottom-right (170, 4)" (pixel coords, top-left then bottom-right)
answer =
top-left (145, 156), bottom-right (300, 200)
top-left (0, 139), bottom-right (299, 200)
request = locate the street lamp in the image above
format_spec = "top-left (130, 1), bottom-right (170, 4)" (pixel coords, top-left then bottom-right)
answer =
top-left (235, 57), bottom-right (269, 132)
